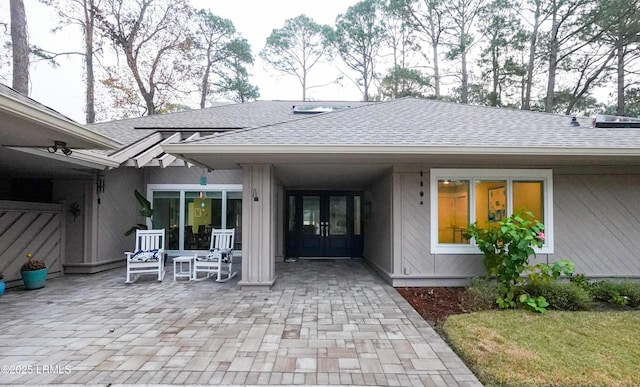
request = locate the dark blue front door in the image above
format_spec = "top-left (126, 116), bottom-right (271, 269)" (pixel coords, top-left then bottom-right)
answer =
top-left (286, 191), bottom-right (363, 258)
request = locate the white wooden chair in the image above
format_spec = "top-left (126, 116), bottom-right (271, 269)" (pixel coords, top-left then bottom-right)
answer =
top-left (193, 228), bottom-right (237, 282)
top-left (125, 229), bottom-right (166, 283)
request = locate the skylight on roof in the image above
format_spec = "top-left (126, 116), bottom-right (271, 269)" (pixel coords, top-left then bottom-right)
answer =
top-left (292, 105), bottom-right (351, 114)
top-left (594, 114), bottom-right (640, 128)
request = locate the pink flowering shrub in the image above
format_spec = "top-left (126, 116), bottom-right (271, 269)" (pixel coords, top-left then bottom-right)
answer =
top-left (466, 211), bottom-right (563, 312)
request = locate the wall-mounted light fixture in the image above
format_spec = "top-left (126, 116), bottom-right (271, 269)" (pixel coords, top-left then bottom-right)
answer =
top-left (47, 141), bottom-right (72, 156)
top-left (96, 175), bottom-right (105, 194)
top-left (252, 188), bottom-right (259, 202)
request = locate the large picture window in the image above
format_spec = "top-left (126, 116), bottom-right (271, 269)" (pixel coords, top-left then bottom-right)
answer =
top-left (430, 169), bottom-right (553, 254)
top-left (148, 184), bottom-right (242, 253)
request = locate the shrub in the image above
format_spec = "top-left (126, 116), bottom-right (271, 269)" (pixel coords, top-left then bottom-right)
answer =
top-left (591, 280), bottom-right (640, 307)
top-left (466, 211), bottom-right (545, 310)
top-left (570, 273), bottom-right (591, 291)
top-left (524, 281), bottom-right (592, 311)
top-left (460, 277), bottom-right (500, 312)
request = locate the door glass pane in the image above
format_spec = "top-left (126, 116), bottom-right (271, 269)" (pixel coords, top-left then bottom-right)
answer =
top-left (186, 191), bottom-right (222, 249)
top-left (354, 195), bottom-right (361, 236)
top-left (513, 181), bottom-right (544, 223)
top-left (152, 191), bottom-right (179, 250)
top-left (226, 191), bottom-right (242, 250)
top-left (302, 196), bottom-right (320, 235)
top-left (288, 196), bottom-right (296, 232)
top-left (475, 180), bottom-right (507, 226)
top-left (438, 180), bottom-right (470, 244)
top-left (329, 196), bottom-right (347, 236)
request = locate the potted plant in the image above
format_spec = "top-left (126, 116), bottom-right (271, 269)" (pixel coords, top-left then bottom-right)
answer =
top-left (21, 253), bottom-right (47, 290)
top-left (0, 272), bottom-right (5, 297)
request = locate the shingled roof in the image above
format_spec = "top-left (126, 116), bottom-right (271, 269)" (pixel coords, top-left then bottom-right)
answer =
top-left (88, 100), bottom-right (369, 146)
top-left (188, 98), bottom-right (627, 150)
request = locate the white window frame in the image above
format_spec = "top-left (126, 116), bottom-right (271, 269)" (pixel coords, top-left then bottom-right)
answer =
top-left (147, 184), bottom-right (242, 254)
top-left (430, 169), bottom-right (553, 255)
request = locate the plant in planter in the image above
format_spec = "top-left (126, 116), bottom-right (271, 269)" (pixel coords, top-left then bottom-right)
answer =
top-left (21, 253), bottom-right (48, 290)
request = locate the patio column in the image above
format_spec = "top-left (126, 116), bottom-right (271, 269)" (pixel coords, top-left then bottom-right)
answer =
top-left (239, 164), bottom-right (276, 289)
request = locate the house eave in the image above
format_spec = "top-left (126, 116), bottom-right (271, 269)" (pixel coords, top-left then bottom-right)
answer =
top-left (0, 93), bottom-right (121, 150)
top-left (162, 144), bottom-right (640, 157)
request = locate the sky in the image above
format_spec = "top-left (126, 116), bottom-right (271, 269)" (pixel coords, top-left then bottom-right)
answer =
top-left (0, 0), bottom-right (361, 123)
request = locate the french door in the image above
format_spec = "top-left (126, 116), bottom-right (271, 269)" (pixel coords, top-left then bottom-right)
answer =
top-left (286, 191), bottom-right (363, 258)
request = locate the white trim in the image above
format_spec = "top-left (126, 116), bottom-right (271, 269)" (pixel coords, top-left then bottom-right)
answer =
top-left (109, 132), bottom-right (163, 163)
top-left (146, 184), bottom-right (243, 255)
top-left (133, 133), bottom-right (181, 168)
top-left (0, 92), bottom-right (120, 149)
top-left (162, 143), bottom-right (640, 157)
top-left (430, 169), bottom-right (554, 255)
top-left (7, 147), bottom-right (120, 169)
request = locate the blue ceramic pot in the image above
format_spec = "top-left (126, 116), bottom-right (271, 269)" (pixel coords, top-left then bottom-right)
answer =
top-left (0, 280), bottom-right (5, 297)
top-left (21, 268), bottom-right (48, 290)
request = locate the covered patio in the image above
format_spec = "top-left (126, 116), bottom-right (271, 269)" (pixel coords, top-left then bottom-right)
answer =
top-left (0, 259), bottom-right (480, 386)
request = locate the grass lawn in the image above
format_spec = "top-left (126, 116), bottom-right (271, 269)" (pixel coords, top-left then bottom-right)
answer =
top-left (441, 310), bottom-right (640, 387)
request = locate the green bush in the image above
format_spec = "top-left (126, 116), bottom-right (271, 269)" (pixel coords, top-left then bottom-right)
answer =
top-left (524, 281), bottom-right (592, 311)
top-left (460, 277), bottom-right (500, 312)
top-left (591, 280), bottom-right (640, 307)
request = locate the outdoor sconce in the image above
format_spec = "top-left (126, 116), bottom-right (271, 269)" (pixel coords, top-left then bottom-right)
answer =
top-left (96, 175), bottom-right (105, 194)
top-left (47, 141), bottom-right (72, 156)
top-left (253, 188), bottom-right (259, 202)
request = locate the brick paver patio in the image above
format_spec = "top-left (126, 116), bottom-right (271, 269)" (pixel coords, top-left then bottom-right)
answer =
top-left (0, 259), bottom-right (481, 386)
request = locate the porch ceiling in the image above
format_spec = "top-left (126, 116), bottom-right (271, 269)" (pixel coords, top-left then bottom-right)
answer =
top-left (275, 164), bottom-right (392, 190)
top-left (0, 146), bottom-right (102, 177)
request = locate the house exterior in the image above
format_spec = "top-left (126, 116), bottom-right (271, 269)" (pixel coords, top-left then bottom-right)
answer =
top-left (2, 83), bottom-right (640, 289)
top-left (0, 84), bottom-right (120, 287)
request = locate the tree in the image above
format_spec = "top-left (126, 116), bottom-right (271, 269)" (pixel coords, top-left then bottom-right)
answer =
top-left (214, 38), bottom-right (259, 103)
top-left (379, 66), bottom-right (431, 98)
top-left (10, 0), bottom-right (29, 94)
top-left (594, 0), bottom-right (640, 115)
top-left (558, 46), bottom-right (615, 115)
top-left (442, 0), bottom-right (484, 104)
top-left (191, 9), bottom-right (236, 108)
top-left (260, 15), bottom-right (330, 101)
top-left (95, 0), bottom-right (194, 115)
top-left (329, 0), bottom-right (386, 101)
top-left (395, 0), bottom-right (446, 98)
top-left (477, 0), bottom-right (528, 107)
top-left (517, 0), bottom-right (551, 110)
top-left (40, 0), bottom-right (102, 123)
top-left (542, 0), bottom-right (598, 112)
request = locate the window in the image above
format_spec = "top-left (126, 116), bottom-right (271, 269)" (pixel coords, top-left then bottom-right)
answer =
top-left (148, 184), bottom-right (242, 253)
top-left (430, 169), bottom-right (553, 254)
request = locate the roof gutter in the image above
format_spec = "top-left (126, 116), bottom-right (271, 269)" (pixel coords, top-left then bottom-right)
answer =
top-left (0, 93), bottom-right (121, 150)
top-left (162, 144), bottom-right (640, 157)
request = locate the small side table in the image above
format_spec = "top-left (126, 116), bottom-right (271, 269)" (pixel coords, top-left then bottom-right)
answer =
top-left (173, 256), bottom-right (194, 281)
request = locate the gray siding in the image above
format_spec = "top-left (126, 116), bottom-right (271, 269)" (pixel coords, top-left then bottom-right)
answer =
top-left (147, 167), bottom-right (242, 185)
top-left (364, 173), bottom-right (393, 273)
top-left (53, 179), bottom-right (90, 264)
top-left (553, 174), bottom-right (640, 277)
top-left (390, 169), bottom-right (640, 286)
top-left (392, 171), bottom-right (485, 284)
top-left (97, 168), bottom-right (144, 262)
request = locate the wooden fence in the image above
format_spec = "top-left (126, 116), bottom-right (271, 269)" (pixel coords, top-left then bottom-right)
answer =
top-left (0, 200), bottom-right (65, 288)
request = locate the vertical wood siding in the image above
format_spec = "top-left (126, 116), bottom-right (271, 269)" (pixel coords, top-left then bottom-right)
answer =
top-left (0, 201), bottom-right (64, 285)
